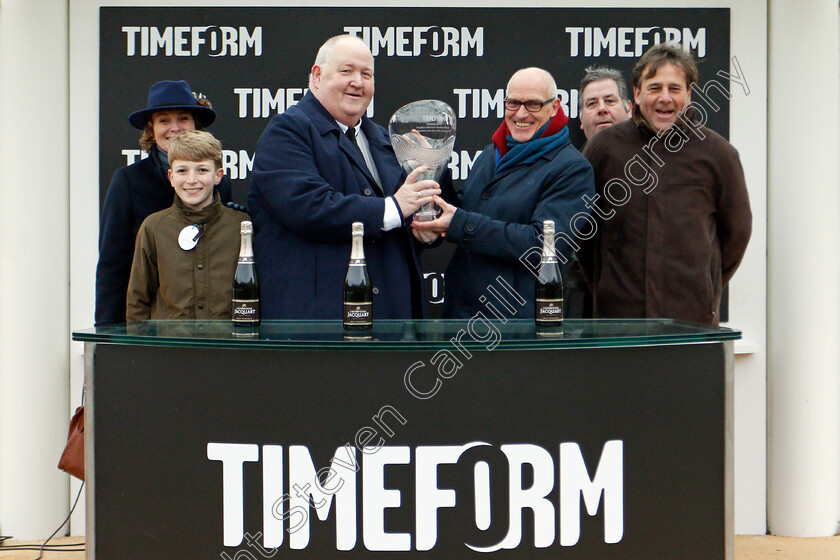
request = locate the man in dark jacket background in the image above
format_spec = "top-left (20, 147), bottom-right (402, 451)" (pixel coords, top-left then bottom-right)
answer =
top-left (578, 43), bottom-right (752, 325)
top-left (566, 65), bottom-right (634, 319)
top-left (248, 35), bottom-right (440, 320)
top-left (579, 65), bottom-right (633, 142)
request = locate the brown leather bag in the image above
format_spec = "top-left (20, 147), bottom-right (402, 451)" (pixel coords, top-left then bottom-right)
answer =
top-left (58, 406), bottom-right (85, 481)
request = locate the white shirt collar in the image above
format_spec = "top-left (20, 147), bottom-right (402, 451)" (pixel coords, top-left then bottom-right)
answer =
top-left (336, 120), bottom-right (362, 136)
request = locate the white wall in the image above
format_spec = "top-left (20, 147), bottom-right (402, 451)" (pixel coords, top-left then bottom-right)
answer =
top-left (62, 0), bottom-right (767, 537)
top-left (767, 0), bottom-right (840, 537)
top-left (0, 0), bottom-right (70, 539)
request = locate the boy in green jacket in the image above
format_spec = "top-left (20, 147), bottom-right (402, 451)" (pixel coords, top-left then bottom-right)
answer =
top-left (126, 130), bottom-right (249, 321)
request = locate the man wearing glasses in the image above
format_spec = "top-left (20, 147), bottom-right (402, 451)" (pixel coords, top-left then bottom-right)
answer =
top-left (413, 67), bottom-right (595, 319)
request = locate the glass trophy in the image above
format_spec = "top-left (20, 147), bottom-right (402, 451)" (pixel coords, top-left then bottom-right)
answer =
top-left (389, 100), bottom-right (456, 222)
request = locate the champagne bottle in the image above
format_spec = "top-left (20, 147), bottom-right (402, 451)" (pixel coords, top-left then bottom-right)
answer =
top-left (344, 222), bottom-right (372, 331)
top-left (535, 220), bottom-right (563, 327)
top-left (232, 221), bottom-right (260, 327)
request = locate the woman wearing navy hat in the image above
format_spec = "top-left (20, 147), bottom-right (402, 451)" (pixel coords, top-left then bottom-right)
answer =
top-left (95, 80), bottom-right (234, 326)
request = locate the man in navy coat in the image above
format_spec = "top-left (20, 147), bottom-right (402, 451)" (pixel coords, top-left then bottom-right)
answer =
top-left (248, 35), bottom-right (440, 320)
top-left (413, 68), bottom-right (595, 319)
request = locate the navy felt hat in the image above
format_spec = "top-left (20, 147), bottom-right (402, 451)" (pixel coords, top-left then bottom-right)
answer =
top-left (128, 80), bottom-right (216, 129)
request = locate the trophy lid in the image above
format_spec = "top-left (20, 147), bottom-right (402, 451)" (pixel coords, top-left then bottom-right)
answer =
top-left (388, 100), bottom-right (457, 182)
top-left (240, 221), bottom-right (253, 234)
top-left (352, 222), bottom-right (364, 235)
top-left (388, 99), bottom-right (457, 141)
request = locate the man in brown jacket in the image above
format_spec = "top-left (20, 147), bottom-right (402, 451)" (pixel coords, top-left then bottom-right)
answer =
top-left (578, 43), bottom-right (751, 325)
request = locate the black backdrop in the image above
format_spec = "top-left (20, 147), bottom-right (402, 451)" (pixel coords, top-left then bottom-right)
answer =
top-left (100, 7), bottom-right (730, 311)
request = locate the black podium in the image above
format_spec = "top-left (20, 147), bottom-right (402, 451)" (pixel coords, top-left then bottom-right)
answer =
top-left (73, 319), bottom-right (737, 560)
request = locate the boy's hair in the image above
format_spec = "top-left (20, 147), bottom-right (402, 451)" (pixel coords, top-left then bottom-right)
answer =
top-left (167, 130), bottom-right (223, 169)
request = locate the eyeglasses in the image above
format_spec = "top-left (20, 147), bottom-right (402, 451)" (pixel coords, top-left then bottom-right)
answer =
top-left (504, 98), bottom-right (555, 112)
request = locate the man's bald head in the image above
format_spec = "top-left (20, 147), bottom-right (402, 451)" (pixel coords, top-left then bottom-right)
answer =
top-left (504, 67), bottom-right (561, 142)
top-left (308, 34), bottom-right (375, 127)
top-left (506, 67), bottom-right (557, 100)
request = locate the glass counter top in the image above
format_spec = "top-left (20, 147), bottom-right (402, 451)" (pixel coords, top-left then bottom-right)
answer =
top-left (72, 319), bottom-right (740, 351)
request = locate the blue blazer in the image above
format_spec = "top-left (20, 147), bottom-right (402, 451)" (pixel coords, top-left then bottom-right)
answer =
top-left (247, 92), bottom-right (424, 320)
top-left (442, 139), bottom-right (595, 319)
top-left (95, 154), bottom-right (232, 326)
